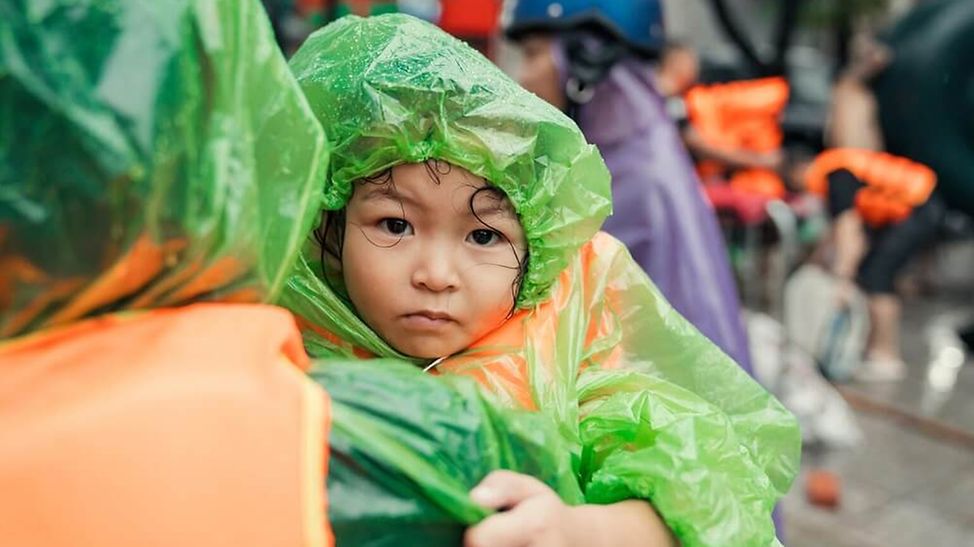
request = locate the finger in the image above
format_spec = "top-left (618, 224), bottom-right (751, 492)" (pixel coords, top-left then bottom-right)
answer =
top-left (469, 470), bottom-right (550, 509)
top-left (464, 497), bottom-right (548, 547)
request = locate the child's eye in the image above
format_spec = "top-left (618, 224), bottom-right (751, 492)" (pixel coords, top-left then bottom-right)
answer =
top-left (380, 218), bottom-right (412, 235)
top-left (468, 229), bottom-right (502, 246)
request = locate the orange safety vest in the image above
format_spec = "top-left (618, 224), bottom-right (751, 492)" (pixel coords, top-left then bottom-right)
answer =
top-left (804, 148), bottom-right (937, 227)
top-left (685, 77), bottom-right (790, 199)
top-left (0, 303), bottom-right (333, 547)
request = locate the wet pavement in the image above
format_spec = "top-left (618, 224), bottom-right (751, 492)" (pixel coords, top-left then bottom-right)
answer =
top-left (783, 412), bottom-right (974, 546)
top-left (780, 240), bottom-right (974, 546)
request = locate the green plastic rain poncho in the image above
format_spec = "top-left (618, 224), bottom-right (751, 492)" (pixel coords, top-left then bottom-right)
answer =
top-left (282, 14), bottom-right (800, 547)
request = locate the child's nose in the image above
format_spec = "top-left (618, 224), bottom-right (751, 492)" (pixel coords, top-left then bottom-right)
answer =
top-left (411, 250), bottom-right (460, 293)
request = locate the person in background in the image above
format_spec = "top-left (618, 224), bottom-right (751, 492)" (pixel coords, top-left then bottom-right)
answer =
top-left (801, 37), bottom-right (945, 381)
top-left (657, 42), bottom-right (785, 177)
top-left (655, 40), bottom-right (699, 99)
top-left (504, 0), bottom-right (756, 375)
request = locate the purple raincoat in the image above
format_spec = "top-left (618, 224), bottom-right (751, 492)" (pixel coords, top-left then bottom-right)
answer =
top-left (553, 43), bottom-right (754, 374)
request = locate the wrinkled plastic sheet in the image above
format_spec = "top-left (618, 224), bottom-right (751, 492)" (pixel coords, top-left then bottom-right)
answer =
top-left (0, 0), bottom-right (327, 336)
top-left (316, 359), bottom-right (583, 546)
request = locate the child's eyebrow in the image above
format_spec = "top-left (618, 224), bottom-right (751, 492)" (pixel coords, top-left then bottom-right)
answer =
top-left (468, 187), bottom-right (518, 219)
top-left (469, 204), bottom-right (518, 221)
top-left (360, 185), bottom-right (419, 207)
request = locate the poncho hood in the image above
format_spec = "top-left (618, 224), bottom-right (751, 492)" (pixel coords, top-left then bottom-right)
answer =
top-left (287, 14), bottom-right (612, 307)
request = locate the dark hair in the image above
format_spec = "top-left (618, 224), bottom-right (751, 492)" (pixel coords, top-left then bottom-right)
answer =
top-left (312, 160), bottom-right (529, 317)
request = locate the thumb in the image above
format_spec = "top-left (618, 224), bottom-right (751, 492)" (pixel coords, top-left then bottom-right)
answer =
top-left (469, 470), bottom-right (551, 510)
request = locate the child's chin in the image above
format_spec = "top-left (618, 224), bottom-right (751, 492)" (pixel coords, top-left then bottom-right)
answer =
top-left (402, 348), bottom-right (450, 360)
top-left (395, 340), bottom-right (462, 361)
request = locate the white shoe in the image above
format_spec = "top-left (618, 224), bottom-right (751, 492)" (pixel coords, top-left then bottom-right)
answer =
top-left (854, 356), bottom-right (907, 382)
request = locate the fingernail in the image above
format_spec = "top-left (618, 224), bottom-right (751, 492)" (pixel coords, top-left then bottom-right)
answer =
top-left (469, 486), bottom-right (496, 506)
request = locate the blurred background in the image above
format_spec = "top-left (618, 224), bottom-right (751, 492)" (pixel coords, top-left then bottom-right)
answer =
top-left (263, 1), bottom-right (974, 545)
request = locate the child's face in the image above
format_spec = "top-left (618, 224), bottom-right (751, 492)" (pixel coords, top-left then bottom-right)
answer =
top-left (342, 162), bottom-right (527, 359)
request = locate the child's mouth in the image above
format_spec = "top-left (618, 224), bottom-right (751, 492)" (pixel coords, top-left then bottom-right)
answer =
top-left (401, 311), bottom-right (456, 330)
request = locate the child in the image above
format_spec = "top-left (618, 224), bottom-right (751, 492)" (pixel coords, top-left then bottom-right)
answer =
top-left (282, 14), bottom-right (800, 547)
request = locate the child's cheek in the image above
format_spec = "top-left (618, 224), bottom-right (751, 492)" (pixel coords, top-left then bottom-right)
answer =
top-left (344, 231), bottom-right (402, 299)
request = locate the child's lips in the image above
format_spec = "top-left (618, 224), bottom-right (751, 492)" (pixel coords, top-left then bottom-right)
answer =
top-left (401, 310), bottom-right (457, 330)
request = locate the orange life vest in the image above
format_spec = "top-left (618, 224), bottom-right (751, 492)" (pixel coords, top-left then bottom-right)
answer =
top-left (686, 77), bottom-right (790, 199)
top-left (804, 148), bottom-right (937, 226)
top-left (0, 303), bottom-right (333, 547)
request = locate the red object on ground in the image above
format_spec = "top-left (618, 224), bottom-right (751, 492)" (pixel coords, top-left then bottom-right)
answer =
top-left (805, 469), bottom-right (842, 508)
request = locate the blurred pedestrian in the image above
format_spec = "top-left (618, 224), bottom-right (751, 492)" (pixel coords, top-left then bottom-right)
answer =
top-left (505, 0), bottom-right (755, 374)
top-left (798, 37), bottom-right (945, 381)
top-left (658, 43), bottom-right (785, 180)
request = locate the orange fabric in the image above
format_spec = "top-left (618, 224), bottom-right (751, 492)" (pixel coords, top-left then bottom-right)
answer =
top-left (0, 304), bottom-right (333, 547)
top-left (805, 148), bottom-right (937, 226)
top-left (687, 77), bottom-right (789, 199)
